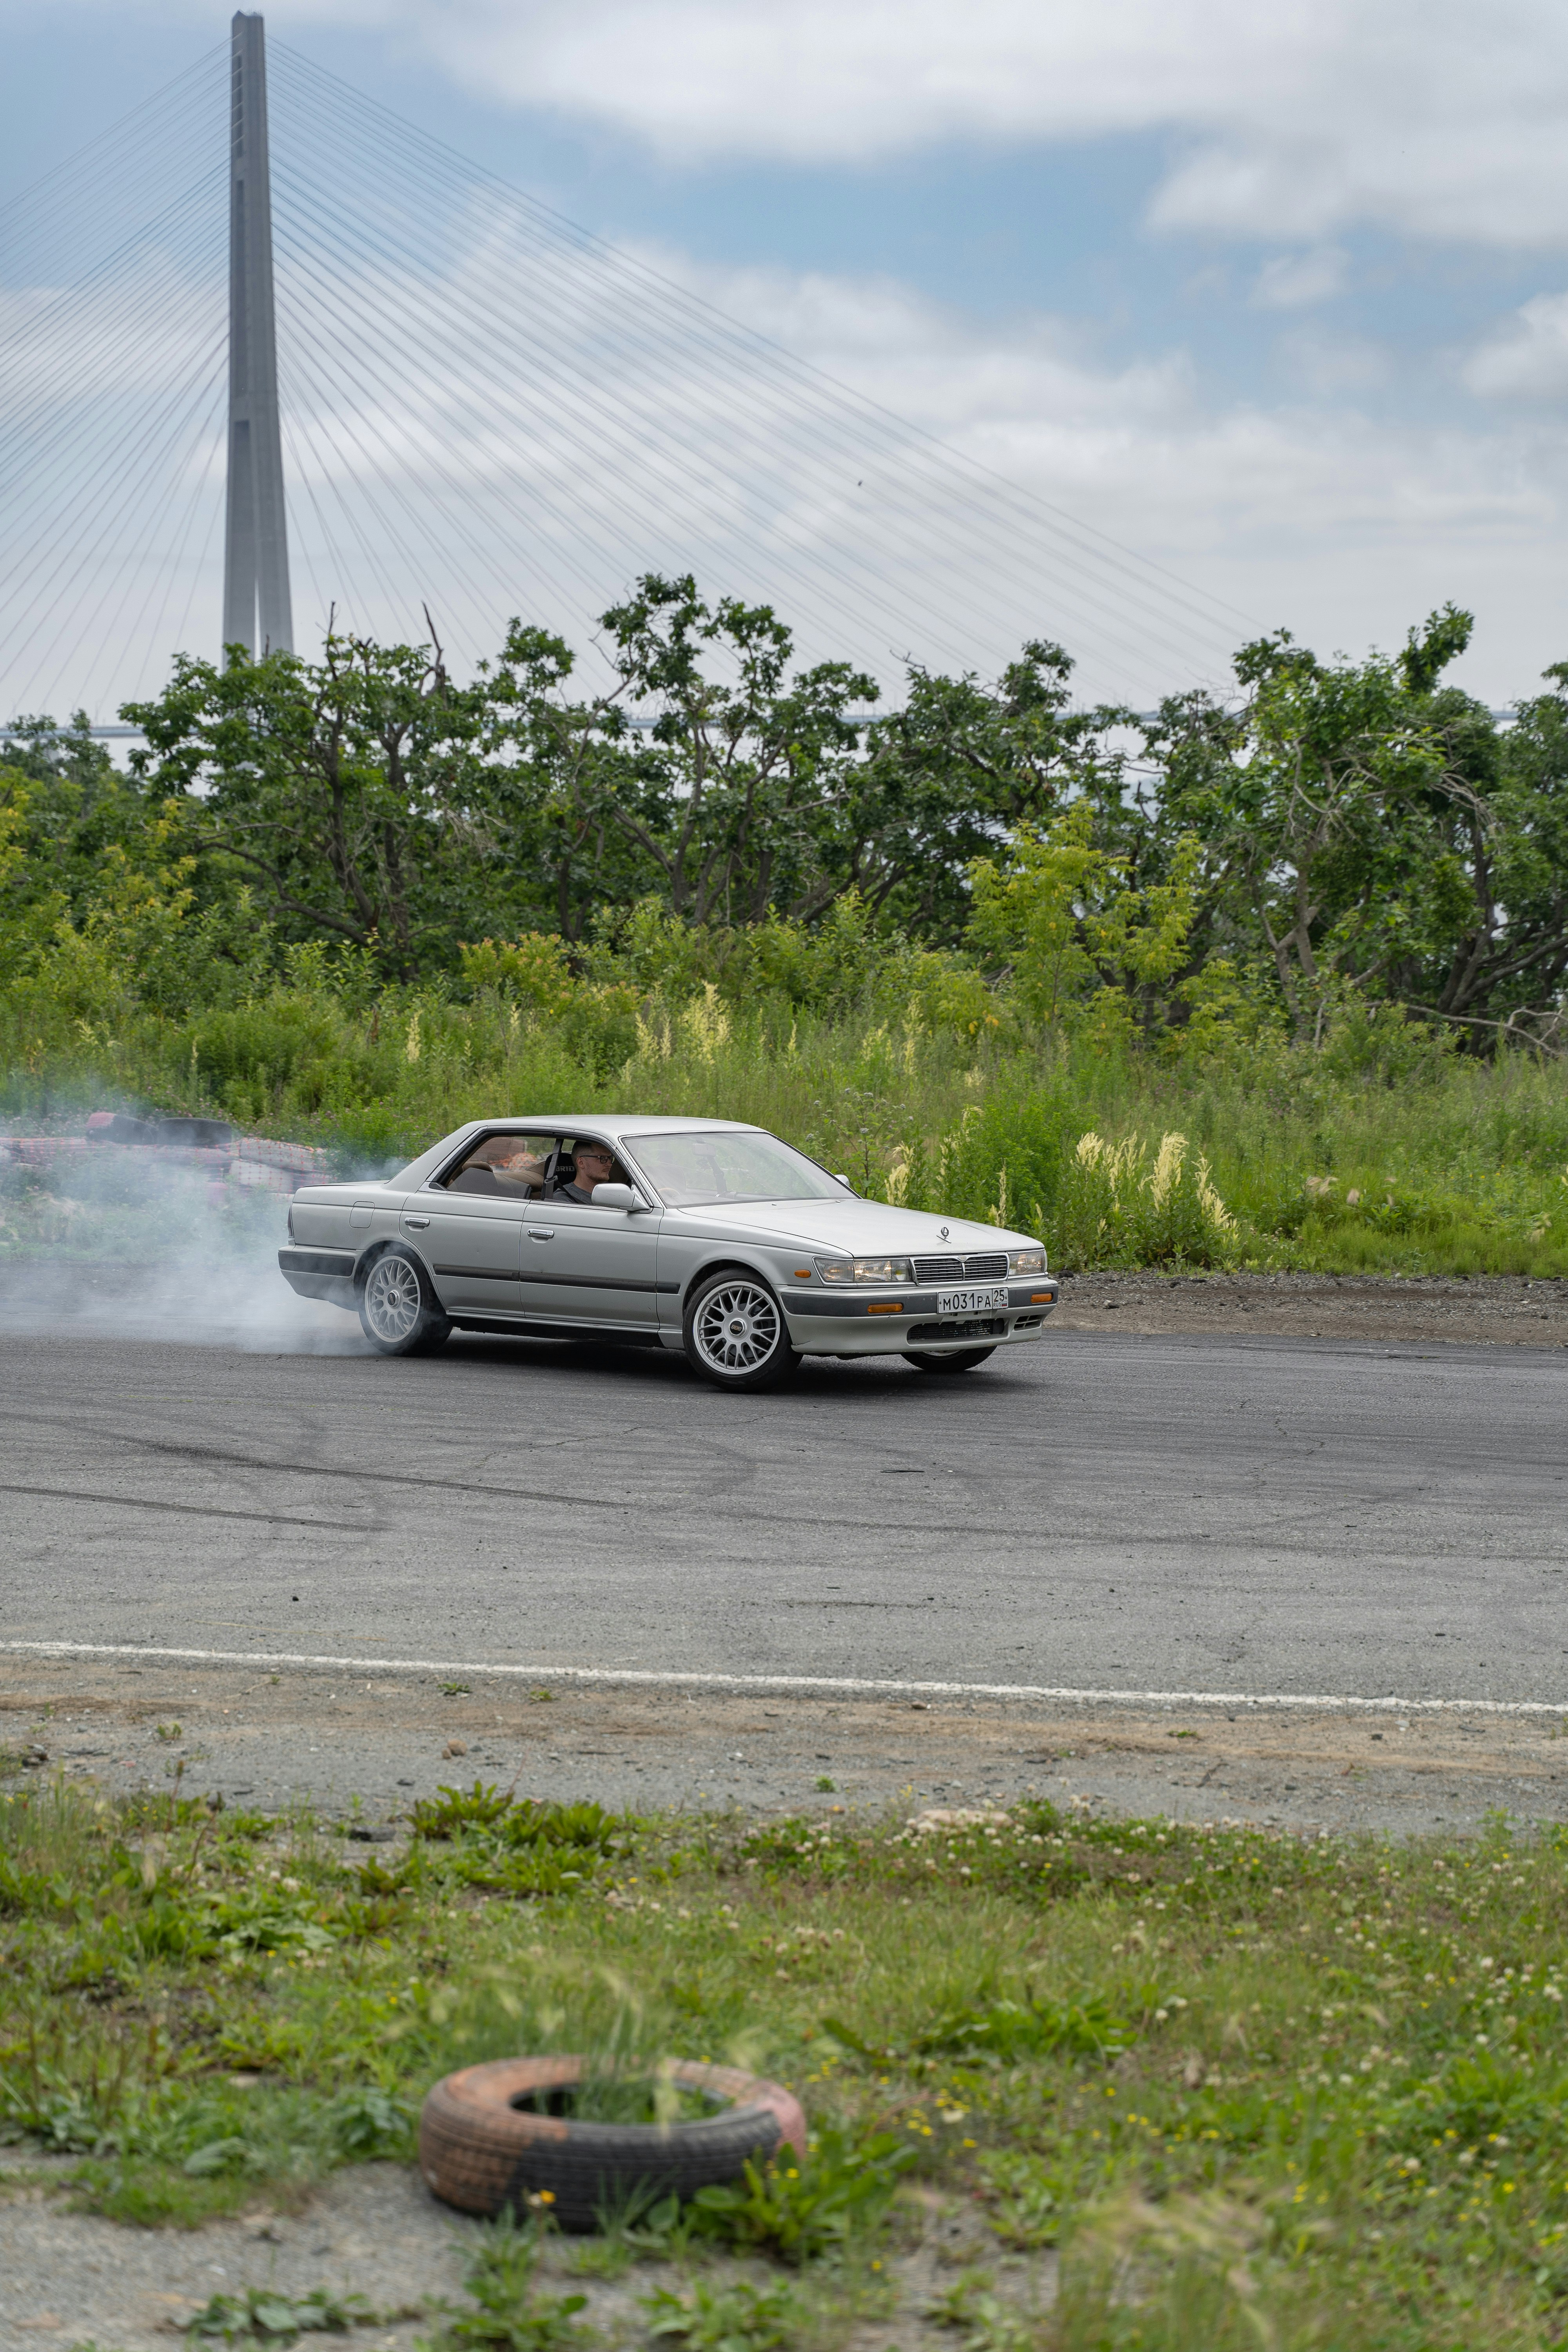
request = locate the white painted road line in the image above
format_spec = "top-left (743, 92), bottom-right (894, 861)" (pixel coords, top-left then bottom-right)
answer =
top-left (3, 1640), bottom-right (1565, 1719)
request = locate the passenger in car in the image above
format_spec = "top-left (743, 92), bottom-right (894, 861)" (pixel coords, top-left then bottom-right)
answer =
top-left (448, 1138), bottom-right (549, 1197)
top-left (551, 1141), bottom-right (621, 1203)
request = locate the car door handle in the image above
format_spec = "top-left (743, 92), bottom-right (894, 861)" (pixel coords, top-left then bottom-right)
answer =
top-left (529, 1228), bottom-right (554, 1241)
top-left (403, 1215), bottom-right (430, 1229)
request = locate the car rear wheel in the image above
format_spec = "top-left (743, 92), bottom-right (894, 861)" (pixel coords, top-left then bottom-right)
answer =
top-left (685, 1269), bottom-right (799, 1392)
top-left (908, 1346), bottom-right (996, 1374)
top-left (358, 1247), bottom-right (452, 1356)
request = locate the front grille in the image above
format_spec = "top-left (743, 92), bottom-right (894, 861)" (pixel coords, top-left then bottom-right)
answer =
top-left (912, 1254), bottom-right (962, 1285)
top-left (912, 1251), bottom-right (1009, 1285)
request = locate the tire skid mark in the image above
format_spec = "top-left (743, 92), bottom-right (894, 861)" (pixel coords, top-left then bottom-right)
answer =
top-left (0, 1481), bottom-right (371, 1532)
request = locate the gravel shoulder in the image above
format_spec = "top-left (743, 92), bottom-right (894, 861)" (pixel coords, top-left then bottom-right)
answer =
top-left (4, 1653), bottom-right (1564, 1840)
top-left (1050, 1269), bottom-right (1568, 1348)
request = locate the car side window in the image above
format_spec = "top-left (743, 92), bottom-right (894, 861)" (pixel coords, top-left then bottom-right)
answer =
top-left (546, 1138), bottom-right (630, 1203)
top-left (438, 1132), bottom-right (558, 1200)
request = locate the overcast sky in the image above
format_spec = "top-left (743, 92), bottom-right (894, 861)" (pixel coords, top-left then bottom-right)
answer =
top-left (5, 0), bottom-right (1568, 706)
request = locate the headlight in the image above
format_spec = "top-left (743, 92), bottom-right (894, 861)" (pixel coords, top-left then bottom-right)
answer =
top-left (814, 1256), bottom-right (913, 1284)
top-left (1009, 1246), bottom-right (1046, 1274)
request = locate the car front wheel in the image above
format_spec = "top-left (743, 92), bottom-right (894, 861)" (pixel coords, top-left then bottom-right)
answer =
top-left (684, 1270), bottom-right (799, 1393)
top-left (358, 1247), bottom-right (452, 1356)
top-left (908, 1346), bottom-right (996, 1374)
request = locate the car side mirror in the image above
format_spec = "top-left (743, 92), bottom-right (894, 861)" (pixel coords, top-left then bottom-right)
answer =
top-left (831, 1172), bottom-right (853, 1189)
top-left (590, 1182), bottom-right (646, 1212)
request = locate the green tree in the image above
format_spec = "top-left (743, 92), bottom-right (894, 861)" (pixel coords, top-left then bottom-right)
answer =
top-left (968, 801), bottom-right (1204, 1040)
top-left (1143, 607), bottom-right (1521, 1042)
top-left (581, 573), bottom-right (878, 927)
top-left (0, 714), bottom-right (157, 960)
top-left (123, 629), bottom-right (519, 977)
top-left (855, 641), bottom-right (1123, 940)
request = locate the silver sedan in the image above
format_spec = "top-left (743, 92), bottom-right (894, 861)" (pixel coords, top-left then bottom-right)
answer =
top-left (278, 1115), bottom-right (1059, 1391)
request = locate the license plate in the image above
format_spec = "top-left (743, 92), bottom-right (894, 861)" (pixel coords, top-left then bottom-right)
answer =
top-left (936, 1285), bottom-right (1008, 1316)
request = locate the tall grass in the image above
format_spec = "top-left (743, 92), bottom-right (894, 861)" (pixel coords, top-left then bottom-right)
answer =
top-left (4, 968), bottom-right (1568, 1274)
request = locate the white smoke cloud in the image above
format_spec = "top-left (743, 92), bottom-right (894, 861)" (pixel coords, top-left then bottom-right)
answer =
top-left (0, 1145), bottom-right (371, 1353)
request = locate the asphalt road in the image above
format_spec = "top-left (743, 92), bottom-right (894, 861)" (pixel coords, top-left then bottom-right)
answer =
top-left (2, 1325), bottom-right (1566, 1705)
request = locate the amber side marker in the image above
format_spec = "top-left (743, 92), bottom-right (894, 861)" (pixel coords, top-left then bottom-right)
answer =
top-left (1031, 1291), bottom-right (1055, 1303)
top-left (793, 1269), bottom-right (811, 1278)
top-left (866, 1302), bottom-right (904, 1314)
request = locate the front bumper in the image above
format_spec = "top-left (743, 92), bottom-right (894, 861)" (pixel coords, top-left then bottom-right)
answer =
top-left (781, 1280), bottom-right (1058, 1356)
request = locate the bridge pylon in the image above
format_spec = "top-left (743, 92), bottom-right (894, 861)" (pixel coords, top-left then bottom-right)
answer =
top-left (222, 11), bottom-right (292, 660)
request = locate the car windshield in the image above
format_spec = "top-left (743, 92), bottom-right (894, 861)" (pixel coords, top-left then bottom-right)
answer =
top-left (625, 1130), bottom-right (844, 1207)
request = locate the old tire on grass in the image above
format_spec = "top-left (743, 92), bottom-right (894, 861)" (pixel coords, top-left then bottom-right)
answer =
top-left (419, 2055), bottom-right (807, 2230)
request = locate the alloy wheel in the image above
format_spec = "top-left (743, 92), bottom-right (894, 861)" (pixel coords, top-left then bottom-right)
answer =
top-left (692, 1279), bottom-right (782, 1376)
top-left (363, 1252), bottom-right (423, 1345)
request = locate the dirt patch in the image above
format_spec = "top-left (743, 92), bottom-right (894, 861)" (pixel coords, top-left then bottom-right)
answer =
top-left (0, 2158), bottom-right (470, 2350)
top-left (1048, 1269), bottom-right (1568, 1348)
top-left (0, 2151), bottom-right (1036, 2352)
top-left (4, 1653), bottom-right (1565, 1840)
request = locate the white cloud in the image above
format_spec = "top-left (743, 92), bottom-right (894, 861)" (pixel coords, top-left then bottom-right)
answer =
top-left (284, 224), bottom-right (1558, 706)
top-left (1252, 249), bottom-right (1347, 310)
top-left (12, 196), bottom-right (1568, 719)
top-left (765, 264), bottom-right (1565, 698)
top-left (236, 0), bottom-right (1568, 249)
top-left (1270, 326), bottom-right (1390, 397)
top-left (403, 233), bottom-right (1568, 694)
top-left (1465, 290), bottom-right (1568, 400)
top-left (8, 20), bottom-right (1568, 723)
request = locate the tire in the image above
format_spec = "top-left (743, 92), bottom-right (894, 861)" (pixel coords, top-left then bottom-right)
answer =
top-left (358, 1246), bottom-right (452, 1356)
top-left (684, 1269), bottom-right (799, 1393)
top-left (908, 1346), bottom-right (996, 1374)
top-left (419, 2056), bottom-right (807, 2230)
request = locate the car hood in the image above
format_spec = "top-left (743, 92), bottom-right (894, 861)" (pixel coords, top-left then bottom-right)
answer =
top-left (662, 1196), bottom-right (1040, 1256)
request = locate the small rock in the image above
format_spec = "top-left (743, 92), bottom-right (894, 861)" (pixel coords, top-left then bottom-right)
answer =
top-left (21, 1745), bottom-right (47, 1768)
top-left (442, 1739), bottom-right (467, 1759)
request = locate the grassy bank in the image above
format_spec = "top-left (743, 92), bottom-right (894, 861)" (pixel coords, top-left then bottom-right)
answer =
top-left (4, 1768), bottom-right (1568, 2347)
top-left (5, 968), bottom-right (1568, 1276)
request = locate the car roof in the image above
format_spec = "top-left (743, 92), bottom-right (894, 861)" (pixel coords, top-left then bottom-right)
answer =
top-left (477, 1116), bottom-right (762, 1137)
